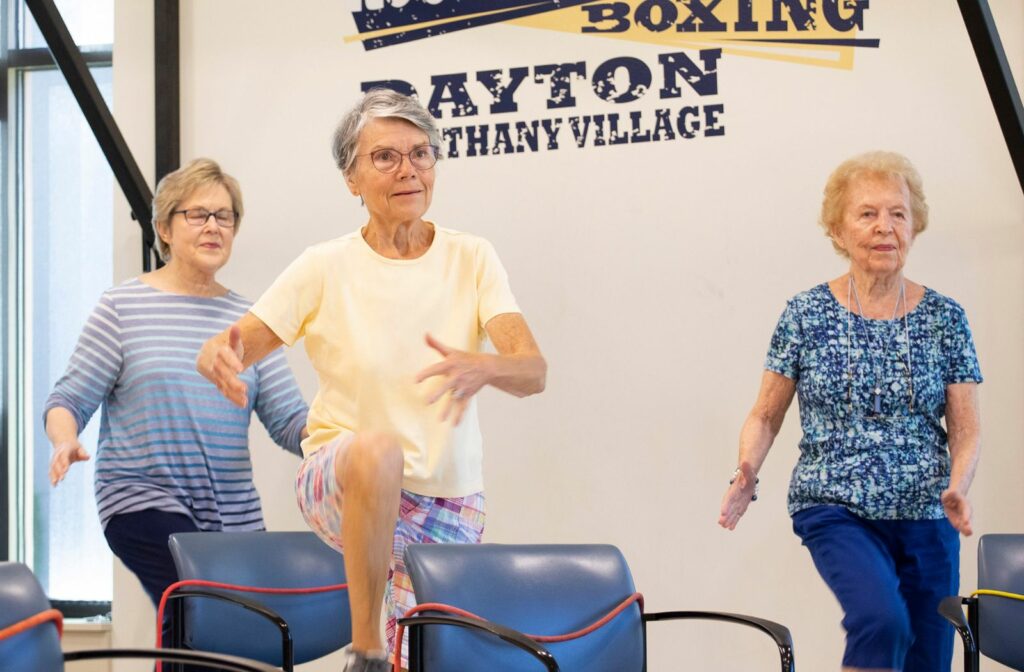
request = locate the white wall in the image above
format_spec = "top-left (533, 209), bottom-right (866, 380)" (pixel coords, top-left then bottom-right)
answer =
top-left (111, 2), bottom-right (1024, 670)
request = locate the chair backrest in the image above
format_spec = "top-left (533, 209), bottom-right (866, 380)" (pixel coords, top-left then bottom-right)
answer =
top-left (404, 543), bottom-right (645, 672)
top-left (168, 531), bottom-right (351, 665)
top-left (977, 533), bottom-right (1024, 670)
top-left (0, 562), bottom-right (64, 672)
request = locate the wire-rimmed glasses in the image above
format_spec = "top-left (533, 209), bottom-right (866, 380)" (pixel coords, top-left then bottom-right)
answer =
top-left (357, 144), bottom-right (440, 173)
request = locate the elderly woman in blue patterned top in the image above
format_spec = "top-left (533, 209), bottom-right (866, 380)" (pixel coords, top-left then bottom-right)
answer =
top-left (718, 151), bottom-right (981, 672)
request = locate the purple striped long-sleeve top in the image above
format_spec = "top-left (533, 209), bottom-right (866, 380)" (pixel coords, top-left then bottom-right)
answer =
top-left (44, 278), bottom-right (309, 531)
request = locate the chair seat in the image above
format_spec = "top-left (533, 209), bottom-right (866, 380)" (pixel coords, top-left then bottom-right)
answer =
top-left (0, 563), bottom-right (64, 672)
top-left (402, 543), bottom-right (795, 672)
top-left (168, 531), bottom-right (351, 666)
top-left (0, 561), bottom-right (280, 672)
top-left (404, 544), bottom-right (645, 671)
top-left (976, 534), bottom-right (1024, 670)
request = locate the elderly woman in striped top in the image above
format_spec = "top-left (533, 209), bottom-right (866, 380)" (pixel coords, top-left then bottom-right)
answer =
top-left (44, 158), bottom-right (309, 646)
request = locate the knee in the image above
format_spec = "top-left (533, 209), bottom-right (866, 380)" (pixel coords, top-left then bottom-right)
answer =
top-left (844, 602), bottom-right (913, 661)
top-left (340, 431), bottom-right (403, 488)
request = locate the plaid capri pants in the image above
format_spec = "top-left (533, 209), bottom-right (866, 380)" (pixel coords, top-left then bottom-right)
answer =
top-left (295, 435), bottom-right (485, 666)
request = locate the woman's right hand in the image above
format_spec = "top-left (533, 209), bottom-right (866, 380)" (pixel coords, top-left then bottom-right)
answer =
top-left (197, 325), bottom-right (248, 407)
top-left (718, 461), bottom-right (758, 530)
top-left (50, 440), bottom-right (90, 486)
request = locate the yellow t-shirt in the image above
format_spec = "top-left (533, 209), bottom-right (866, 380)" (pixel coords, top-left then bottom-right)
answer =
top-left (250, 225), bottom-right (520, 497)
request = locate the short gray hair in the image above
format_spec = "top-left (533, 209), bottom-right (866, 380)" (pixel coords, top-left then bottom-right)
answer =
top-left (331, 88), bottom-right (441, 176)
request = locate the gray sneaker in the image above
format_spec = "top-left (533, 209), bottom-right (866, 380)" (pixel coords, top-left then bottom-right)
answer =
top-left (343, 650), bottom-right (391, 672)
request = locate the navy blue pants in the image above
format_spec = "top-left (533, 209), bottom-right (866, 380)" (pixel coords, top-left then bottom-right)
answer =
top-left (792, 505), bottom-right (960, 671)
top-left (103, 510), bottom-right (199, 657)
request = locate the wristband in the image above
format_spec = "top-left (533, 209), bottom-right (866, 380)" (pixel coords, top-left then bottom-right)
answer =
top-left (730, 468), bottom-right (759, 502)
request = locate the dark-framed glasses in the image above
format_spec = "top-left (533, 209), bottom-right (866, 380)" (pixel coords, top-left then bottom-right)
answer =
top-left (359, 144), bottom-right (439, 173)
top-left (172, 208), bottom-right (238, 228)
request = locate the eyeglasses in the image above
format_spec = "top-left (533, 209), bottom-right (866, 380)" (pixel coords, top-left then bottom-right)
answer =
top-left (357, 144), bottom-right (440, 174)
top-left (172, 208), bottom-right (238, 228)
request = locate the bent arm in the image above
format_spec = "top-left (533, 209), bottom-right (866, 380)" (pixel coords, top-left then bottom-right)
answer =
top-left (719, 370), bottom-right (796, 530)
top-left (45, 294), bottom-right (124, 483)
top-left (942, 382), bottom-right (981, 535)
top-left (231, 312), bottom-right (287, 368)
top-left (46, 406), bottom-right (92, 485)
top-left (197, 312), bottom-right (285, 407)
top-left (484, 312), bottom-right (546, 397)
top-left (737, 370), bottom-right (796, 474)
top-left (253, 348), bottom-right (309, 456)
top-left (45, 406), bottom-right (80, 446)
top-left (945, 383), bottom-right (981, 495)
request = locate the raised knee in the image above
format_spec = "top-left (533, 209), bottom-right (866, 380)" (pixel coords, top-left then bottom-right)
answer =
top-left (342, 431), bottom-right (403, 484)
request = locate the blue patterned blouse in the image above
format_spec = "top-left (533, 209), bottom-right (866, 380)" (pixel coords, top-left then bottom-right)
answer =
top-left (766, 283), bottom-right (982, 520)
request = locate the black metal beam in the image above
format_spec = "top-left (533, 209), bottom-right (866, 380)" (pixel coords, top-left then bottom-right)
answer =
top-left (23, 0), bottom-right (156, 266)
top-left (155, 0), bottom-right (179, 184)
top-left (152, 0), bottom-right (179, 271)
top-left (958, 0), bottom-right (1024, 194)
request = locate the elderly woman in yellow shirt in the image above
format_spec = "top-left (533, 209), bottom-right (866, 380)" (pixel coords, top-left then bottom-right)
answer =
top-left (197, 88), bottom-right (546, 672)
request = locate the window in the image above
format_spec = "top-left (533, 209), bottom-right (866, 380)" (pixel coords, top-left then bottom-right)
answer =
top-left (2, 0), bottom-right (114, 612)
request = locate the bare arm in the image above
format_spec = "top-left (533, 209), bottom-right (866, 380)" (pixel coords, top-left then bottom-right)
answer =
top-left (941, 382), bottom-right (981, 535)
top-left (196, 312), bottom-right (285, 407)
top-left (718, 370), bottom-right (797, 530)
top-left (46, 406), bottom-right (90, 485)
top-left (415, 313), bottom-right (546, 425)
top-left (482, 312), bottom-right (546, 397)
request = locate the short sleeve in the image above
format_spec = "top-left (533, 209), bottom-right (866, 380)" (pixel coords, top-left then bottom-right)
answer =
top-left (250, 247), bottom-right (324, 346)
top-left (475, 239), bottom-right (520, 329)
top-left (942, 302), bottom-right (983, 385)
top-left (764, 299), bottom-right (802, 381)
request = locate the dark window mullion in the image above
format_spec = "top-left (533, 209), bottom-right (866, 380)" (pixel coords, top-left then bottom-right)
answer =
top-left (0, 0), bottom-right (8, 561)
top-left (10, 65), bottom-right (28, 565)
top-left (7, 45), bottom-right (111, 69)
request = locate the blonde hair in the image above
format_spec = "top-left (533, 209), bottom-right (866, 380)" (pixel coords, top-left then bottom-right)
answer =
top-left (151, 158), bottom-right (244, 262)
top-left (819, 150), bottom-right (929, 257)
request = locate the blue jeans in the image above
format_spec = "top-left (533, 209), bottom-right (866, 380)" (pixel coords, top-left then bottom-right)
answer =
top-left (792, 505), bottom-right (959, 671)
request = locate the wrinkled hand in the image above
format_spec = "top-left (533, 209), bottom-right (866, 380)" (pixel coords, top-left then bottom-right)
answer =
top-left (941, 489), bottom-right (973, 536)
top-left (197, 325), bottom-right (248, 407)
top-left (50, 440), bottom-right (90, 486)
top-left (718, 461), bottom-right (758, 531)
top-left (415, 333), bottom-right (492, 426)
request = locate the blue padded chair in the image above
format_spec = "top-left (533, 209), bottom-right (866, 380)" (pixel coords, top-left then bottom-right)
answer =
top-left (400, 543), bottom-right (795, 672)
top-left (0, 561), bottom-right (276, 672)
top-left (940, 534), bottom-right (1024, 672)
top-left (166, 531), bottom-right (351, 672)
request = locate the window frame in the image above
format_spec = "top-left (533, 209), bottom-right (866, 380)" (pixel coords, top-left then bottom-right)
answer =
top-left (1, 0), bottom-right (112, 617)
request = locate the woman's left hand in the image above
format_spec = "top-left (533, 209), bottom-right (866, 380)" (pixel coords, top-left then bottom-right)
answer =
top-left (941, 488), bottom-right (974, 536)
top-left (416, 333), bottom-right (493, 426)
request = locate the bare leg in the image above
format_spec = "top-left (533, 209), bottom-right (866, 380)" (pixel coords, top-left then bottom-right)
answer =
top-left (337, 430), bottom-right (404, 653)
